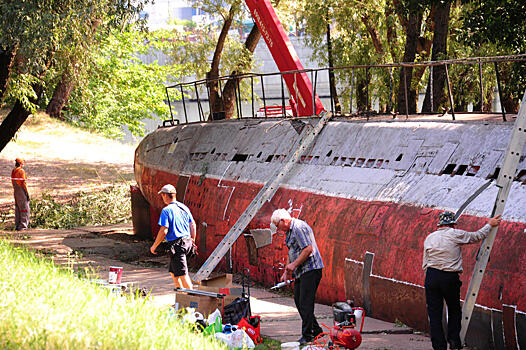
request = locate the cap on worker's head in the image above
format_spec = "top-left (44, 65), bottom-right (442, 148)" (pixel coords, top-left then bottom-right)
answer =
top-left (438, 211), bottom-right (456, 226)
top-left (15, 158), bottom-right (24, 165)
top-left (158, 184), bottom-right (176, 194)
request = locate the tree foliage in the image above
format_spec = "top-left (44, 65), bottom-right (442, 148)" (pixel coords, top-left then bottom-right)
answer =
top-left (0, 0), bottom-right (146, 109)
top-left (0, 0), bottom-right (148, 152)
top-left (460, 0), bottom-right (526, 110)
top-left (65, 27), bottom-right (184, 138)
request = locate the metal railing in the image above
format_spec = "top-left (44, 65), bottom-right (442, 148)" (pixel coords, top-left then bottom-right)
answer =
top-left (164, 54), bottom-right (526, 125)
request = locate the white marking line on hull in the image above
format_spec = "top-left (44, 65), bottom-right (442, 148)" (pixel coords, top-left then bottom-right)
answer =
top-left (370, 273), bottom-right (425, 289)
top-left (218, 162), bottom-right (235, 220)
top-left (344, 258), bottom-right (364, 265)
top-left (344, 258), bottom-right (526, 315)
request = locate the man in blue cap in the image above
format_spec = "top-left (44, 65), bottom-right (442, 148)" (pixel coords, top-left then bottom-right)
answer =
top-left (150, 184), bottom-right (196, 289)
top-left (423, 211), bottom-right (501, 350)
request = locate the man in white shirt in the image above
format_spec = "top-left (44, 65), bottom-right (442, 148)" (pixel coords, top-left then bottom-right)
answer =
top-left (422, 211), bottom-right (501, 350)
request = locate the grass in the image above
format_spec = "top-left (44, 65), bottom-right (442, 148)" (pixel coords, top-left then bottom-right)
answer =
top-left (0, 240), bottom-right (227, 350)
top-left (255, 337), bottom-right (282, 350)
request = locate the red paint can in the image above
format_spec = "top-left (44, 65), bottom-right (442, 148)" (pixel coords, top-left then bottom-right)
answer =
top-left (108, 266), bottom-right (123, 284)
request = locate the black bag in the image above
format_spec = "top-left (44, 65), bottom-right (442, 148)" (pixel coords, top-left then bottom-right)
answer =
top-left (224, 297), bottom-right (251, 325)
top-left (223, 268), bottom-right (251, 325)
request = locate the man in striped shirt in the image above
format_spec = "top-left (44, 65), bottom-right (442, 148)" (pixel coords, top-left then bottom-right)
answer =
top-left (423, 211), bottom-right (501, 350)
top-left (271, 209), bottom-right (324, 345)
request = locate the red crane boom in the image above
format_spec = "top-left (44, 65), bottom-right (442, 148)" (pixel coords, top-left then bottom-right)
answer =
top-left (244, 0), bottom-right (325, 116)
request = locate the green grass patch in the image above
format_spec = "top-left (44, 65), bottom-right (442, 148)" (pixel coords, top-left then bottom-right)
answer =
top-left (30, 184), bottom-right (131, 229)
top-left (0, 240), bottom-right (226, 349)
top-left (255, 337), bottom-right (282, 350)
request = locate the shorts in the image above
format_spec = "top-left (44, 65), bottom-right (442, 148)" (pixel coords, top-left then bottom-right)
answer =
top-left (168, 237), bottom-right (193, 277)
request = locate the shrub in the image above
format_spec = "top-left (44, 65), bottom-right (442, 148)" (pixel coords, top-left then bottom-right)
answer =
top-left (30, 184), bottom-right (131, 229)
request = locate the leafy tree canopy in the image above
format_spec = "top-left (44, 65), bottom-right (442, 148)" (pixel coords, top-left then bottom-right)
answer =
top-left (0, 0), bottom-right (147, 110)
top-left (66, 26), bottom-right (185, 138)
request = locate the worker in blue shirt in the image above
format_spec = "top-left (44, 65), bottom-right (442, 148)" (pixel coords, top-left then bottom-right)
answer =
top-left (150, 184), bottom-right (196, 289)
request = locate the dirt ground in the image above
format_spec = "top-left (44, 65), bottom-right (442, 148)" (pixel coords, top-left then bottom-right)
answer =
top-left (0, 112), bottom-right (136, 223)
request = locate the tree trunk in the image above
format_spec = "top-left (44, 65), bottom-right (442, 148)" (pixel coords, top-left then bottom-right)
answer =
top-left (207, 6), bottom-right (236, 120)
top-left (327, 20), bottom-right (341, 114)
top-left (422, 1), bottom-right (451, 113)
top-left (0, 84), bottom-right (43, 153)
top-left (356, 77), bottom-right (370, 112)
top-left (46, 67), bottom-right (76, 119)
top-left (499, 63), bottom-right (520, 113)
top-left (220, 0), bottom-right (286, 118)
top-left (222, 21), bottom-right (262, 118)
top-left (46, 18), bottom-right (100, 119)
top-left (0, 45), bottom-right (17, 103)
top-left (361, 13), bottom-right (384, 55)
top-left (397, 11), bottom-right (423, 115)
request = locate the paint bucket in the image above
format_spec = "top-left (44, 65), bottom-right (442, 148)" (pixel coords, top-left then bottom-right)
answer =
top-left (108, 266), bottom-right (123, 284)
top-left (281, 341), bottom-right (300, 350)
top-left (354, 308), bottom-right (363, 327)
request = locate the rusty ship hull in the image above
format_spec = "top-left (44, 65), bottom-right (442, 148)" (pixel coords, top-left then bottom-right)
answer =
top-left (134, 116), bottom-right (526, 349)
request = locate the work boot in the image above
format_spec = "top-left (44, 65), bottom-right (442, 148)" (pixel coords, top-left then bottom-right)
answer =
top-left (449, 341), bottom-right (463, 349)
top-left (311, 326), bottom-right (323, 339)
top-left (297, 336), bottom-right (310, 345)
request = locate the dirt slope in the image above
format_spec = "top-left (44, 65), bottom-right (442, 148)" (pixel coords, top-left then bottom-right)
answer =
top-left (0, 111), bottom-right (137, 211)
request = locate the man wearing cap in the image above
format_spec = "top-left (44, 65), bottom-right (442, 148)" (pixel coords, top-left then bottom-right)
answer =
top-left (11, 158), bottom-right (30, 230)
top-left (423, 211), bottom-right (502, 350)
top-left (150, 184), bottom-right (196, 289)
top-left (270, 209), bottom-right (324, 345)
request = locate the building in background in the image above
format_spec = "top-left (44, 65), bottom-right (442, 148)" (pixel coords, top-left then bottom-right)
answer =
top-left (142, 0), bottom-right (212, 30)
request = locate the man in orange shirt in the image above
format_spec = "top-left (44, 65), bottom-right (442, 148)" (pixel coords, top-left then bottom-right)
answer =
top-left (11, 158), bottom-right (30, 230)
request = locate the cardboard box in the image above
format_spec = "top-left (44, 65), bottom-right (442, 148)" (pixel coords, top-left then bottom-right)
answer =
top-left (201, 273), bottom-right (233, 288)
top-left (190, 274), bottom-right (246, 317)
top-left (175, 291), bottom-right (223, 317)
top-left (195, 285), bottom-right (239, 316)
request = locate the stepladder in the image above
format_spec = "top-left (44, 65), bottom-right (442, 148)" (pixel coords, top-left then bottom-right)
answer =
top-left (193, 112), bottom-right (332, 282)
top-left (460, 89), bottom-right (526, 344)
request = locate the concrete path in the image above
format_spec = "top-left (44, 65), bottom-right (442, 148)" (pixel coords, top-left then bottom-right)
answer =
top-left (1, 224), bottom-right (433, 349)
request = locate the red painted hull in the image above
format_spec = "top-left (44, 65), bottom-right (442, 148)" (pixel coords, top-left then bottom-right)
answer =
top-left (134, 117), bottom-right (526, 349)
top-left (137, 166), bottom-right (525, 325)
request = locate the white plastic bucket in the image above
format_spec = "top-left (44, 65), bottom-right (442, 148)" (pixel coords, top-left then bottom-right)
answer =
top-left (354, 308), bottom-right (364, 329)
top-left (281, 341), bottom-right (300, 350)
